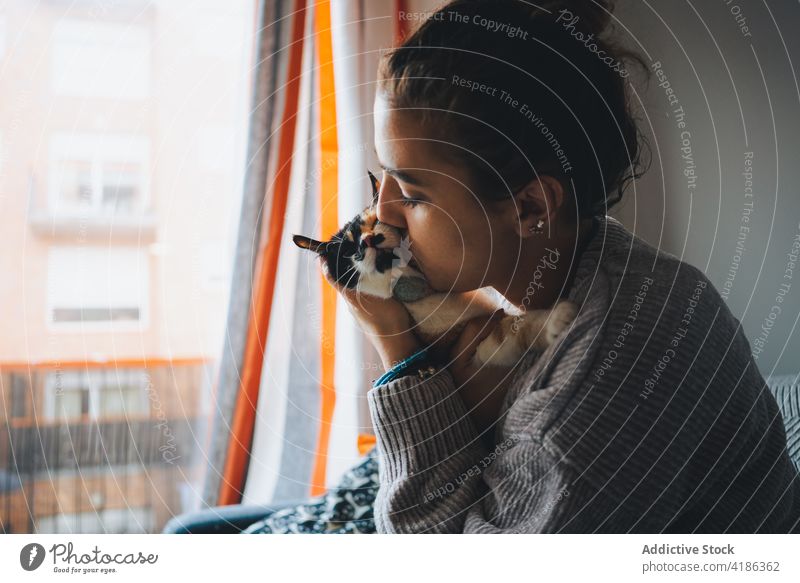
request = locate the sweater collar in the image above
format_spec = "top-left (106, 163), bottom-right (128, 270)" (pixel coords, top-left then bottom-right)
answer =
top-left (567, 214), bottom-right (633, 304)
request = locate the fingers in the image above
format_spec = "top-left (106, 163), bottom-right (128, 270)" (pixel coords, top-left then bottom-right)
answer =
top-left (450, 310), bottom-right (505, 371)
top-left (473, 310), bottom-right (505, 347)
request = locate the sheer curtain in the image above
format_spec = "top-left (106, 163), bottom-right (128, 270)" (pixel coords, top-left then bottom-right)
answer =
top-left (242, 0), bottom-right (399, 505)
top-left (204, 0), bottom-right (399, 508)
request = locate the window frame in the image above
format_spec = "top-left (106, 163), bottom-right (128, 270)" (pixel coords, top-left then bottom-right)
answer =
top-left (47, 132), bottom-right (151, 219)
top-left (46, 245), bottom-right (150, 332)
top-left (43, 368), bottom-right (150, 421)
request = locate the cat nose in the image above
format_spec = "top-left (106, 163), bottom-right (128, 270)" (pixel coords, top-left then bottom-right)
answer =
top-left (361, 234), bottom-right (384, 249)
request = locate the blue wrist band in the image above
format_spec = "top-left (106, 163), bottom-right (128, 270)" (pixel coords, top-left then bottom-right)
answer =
top-left (372, 346), bottom-right (429, 388)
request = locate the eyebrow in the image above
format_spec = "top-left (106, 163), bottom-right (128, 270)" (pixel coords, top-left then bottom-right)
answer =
top-left (378, 163), bottom-right (427, 187)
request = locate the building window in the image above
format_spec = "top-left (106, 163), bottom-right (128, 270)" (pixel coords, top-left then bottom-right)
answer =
top-left (47, 247), bottom-right (149, 328)
top-left (51, 19), bottom-right (151, 99)
top-left (10, 374), bottom-right (29, 418)
top-left (48, 133), bottom-right (149, 218)
top-left (0, 16), bottom-right (6, 61)
top-left (44, 369), bottom-right (150, 420)
top-left (199, 240), bottom-right (231, 291)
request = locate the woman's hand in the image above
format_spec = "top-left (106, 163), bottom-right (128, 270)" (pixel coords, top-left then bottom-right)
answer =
top-left (447, 310), bottom-right (512, 434)
top-left (318, 257), bottom-right (421, 371)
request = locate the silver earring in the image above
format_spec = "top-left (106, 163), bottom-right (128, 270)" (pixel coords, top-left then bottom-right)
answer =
top-left (528, 219), bottom-right (545, 234)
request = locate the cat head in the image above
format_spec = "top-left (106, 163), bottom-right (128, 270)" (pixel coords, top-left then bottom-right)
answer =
top-left (293, 171), bottom-right (411, 298)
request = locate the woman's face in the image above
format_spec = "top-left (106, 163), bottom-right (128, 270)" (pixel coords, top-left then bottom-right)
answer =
top-left (373, 93), bottom-right (524, 294)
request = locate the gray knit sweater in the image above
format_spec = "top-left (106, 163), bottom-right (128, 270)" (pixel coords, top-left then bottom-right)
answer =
top-left (367, 214), bottom-right (800, 533)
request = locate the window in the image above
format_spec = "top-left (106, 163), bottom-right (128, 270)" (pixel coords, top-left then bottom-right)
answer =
top-left (0, 16), bottom-right (6, 61)
top-left (48, 133), bottom-right (149, 218)
top-left (9, 374), bottom-right (29, 418)
top-left (47, 247), bottom-right (149, 328)
top-left (3, 0), bottom-right (255, 535)
top-left (196, 124), bottom-right (237, 173)
top-left (44, 369), bottom-right (150, 420)
top-left (199, 240), bottom-right (231, 290)
top-left (51, 19), bottom-right (151, 99)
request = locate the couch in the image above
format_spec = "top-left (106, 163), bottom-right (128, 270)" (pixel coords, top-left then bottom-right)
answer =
top-left (162, 373), bottom-right (800, 533)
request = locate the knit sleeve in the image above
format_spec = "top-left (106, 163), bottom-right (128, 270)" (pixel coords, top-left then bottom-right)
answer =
top-left (366, 369), bottom-right (626, 533)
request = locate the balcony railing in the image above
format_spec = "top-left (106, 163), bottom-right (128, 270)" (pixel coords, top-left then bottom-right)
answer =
top-left (0, 359), bottom-right (212, 534)
top-left (3, 416), bottom-right (200, 474)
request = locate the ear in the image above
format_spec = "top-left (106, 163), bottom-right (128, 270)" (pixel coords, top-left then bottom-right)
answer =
top-left (293, 234), bottom-right (327, 254)
top-left (367, 170), bottom-right (381, 204)
top-left (511, 175), bottom-right (566, 238)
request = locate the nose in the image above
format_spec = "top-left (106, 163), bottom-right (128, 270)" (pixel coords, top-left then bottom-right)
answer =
top-left (361, 233), bottom-right (385, 248)
top-left (375, 175), bottom-right (407, 229)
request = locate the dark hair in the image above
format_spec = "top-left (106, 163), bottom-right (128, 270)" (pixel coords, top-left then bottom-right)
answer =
top-left (378, 0), bottom-right (651, 217)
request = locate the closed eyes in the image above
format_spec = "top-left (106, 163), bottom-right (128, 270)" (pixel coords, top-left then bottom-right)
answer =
top-left (400, 196), bottom-right (422, 207)
top-left (399, 187), bottom-right (426, 207)
top-left (375, 165), bottom-right (426, 207)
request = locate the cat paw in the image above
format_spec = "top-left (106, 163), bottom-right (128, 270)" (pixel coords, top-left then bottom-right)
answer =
top-left (544, 300), bottom-right (578, 345)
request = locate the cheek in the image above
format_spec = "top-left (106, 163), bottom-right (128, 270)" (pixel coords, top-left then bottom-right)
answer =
top-left (411, 213), bottom-right (494, 289)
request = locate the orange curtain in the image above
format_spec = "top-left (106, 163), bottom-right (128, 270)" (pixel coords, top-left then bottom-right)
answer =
top-left (309, 0), bottom-right (339, 497)
top-left (218, 0), bottom-right (308, 506)
top-left (395, 0), bottom-right (409, 44)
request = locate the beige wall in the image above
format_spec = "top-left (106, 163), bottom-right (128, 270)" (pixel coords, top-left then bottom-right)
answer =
top-left (380, 0), bottom-right (800, 377)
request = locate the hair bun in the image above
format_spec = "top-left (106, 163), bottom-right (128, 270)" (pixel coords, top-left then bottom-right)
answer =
top-left (536, 0), bottom-right (615, 35)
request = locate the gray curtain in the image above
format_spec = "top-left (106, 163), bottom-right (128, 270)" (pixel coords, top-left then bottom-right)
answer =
top-left (201, 0), bottom-right (294, 508)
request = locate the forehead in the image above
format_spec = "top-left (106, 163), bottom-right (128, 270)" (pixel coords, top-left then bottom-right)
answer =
top-left (373, 93), bottom-right (457, 179)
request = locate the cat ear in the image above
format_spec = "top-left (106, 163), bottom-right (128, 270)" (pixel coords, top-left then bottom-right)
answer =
top-left (293, 234), bottom-right (327, 254)
top-left (367, 170), bottom-right (381, 204)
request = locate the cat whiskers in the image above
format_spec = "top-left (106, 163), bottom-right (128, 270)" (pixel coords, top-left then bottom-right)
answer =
top-left (345, 267), bottom-right (375, 313)
top-left (343, 267), bottom-right (360, 293)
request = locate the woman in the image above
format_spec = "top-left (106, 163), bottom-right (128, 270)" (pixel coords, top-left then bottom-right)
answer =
top-left (326, 0), bottom-right (800, 533)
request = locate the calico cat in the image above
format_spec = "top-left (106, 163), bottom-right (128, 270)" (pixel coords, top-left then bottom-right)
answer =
top-left (292, 171), bottom-right (578, 369)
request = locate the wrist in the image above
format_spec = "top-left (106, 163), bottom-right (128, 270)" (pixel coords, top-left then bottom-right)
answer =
top-left (372, 345), bottom-right (440, 388)
top-left (374, 333), bottom-right (422, 371)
